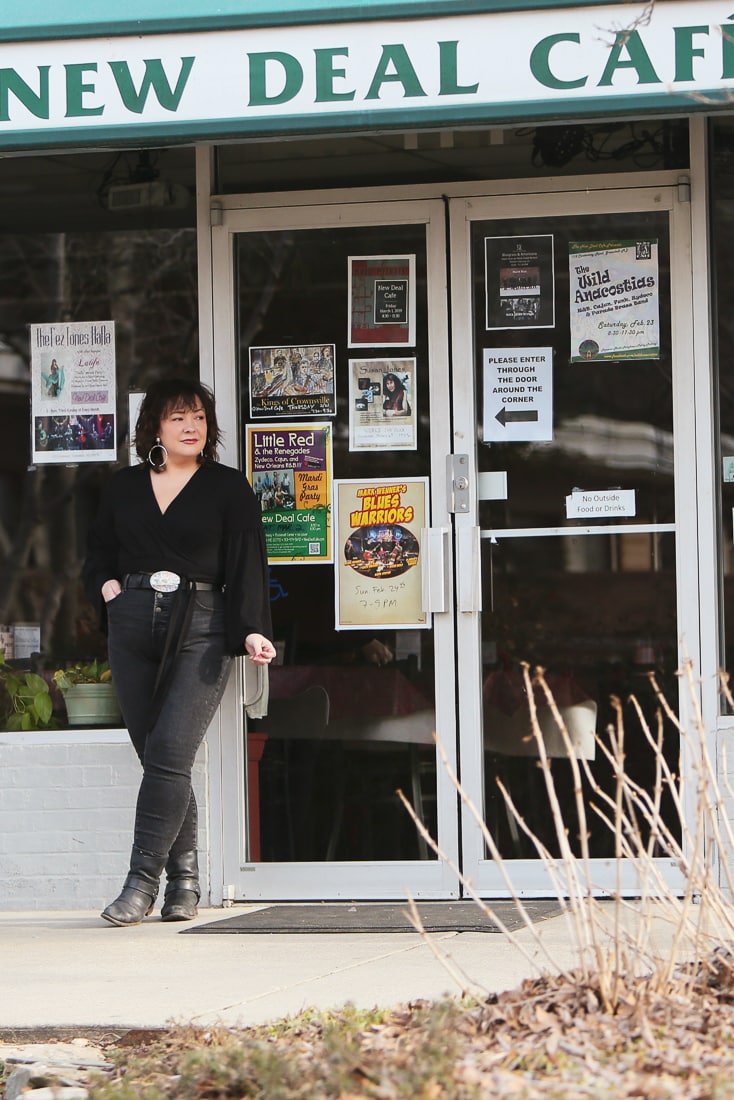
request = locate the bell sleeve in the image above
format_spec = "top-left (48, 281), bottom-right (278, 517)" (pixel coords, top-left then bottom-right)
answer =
top-left (222, 472), bottom-right (273, 655)
top-left (82, 479), bottom-right (120, 628)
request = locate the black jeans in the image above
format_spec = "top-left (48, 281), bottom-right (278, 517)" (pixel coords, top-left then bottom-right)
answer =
top-left (106, 587), bottom-right (233, 860)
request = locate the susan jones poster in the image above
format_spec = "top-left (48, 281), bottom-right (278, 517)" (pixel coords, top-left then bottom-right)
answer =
top-left (246, 423), bottom-right (333, 564)
top-left (30, 321), bottom-right (116, 464)
top-left (348, 255), bottom-right (416, 347)
top-left (249, 344), bottom-right (336, 418)
top-left (569, 240), bottom-right (660, 361)
top-left (485, 235), bottom-right (555, 330)
top-left (335, 477), bottom-right (429, 630)
top-left (349, 357), bottom-right (417, 451)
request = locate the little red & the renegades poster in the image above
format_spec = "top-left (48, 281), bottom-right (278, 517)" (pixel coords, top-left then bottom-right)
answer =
top-left (246, 422), bottom-right (333, 564)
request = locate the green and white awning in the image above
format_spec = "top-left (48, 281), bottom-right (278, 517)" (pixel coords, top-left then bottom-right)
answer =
top-left (0, 1), bottom-right (732, 149)
top-left (0, 1), bottom-right (644, 41)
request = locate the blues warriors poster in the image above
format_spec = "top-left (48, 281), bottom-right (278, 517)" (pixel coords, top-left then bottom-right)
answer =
top-left (334, 477), bottom-right (429, 629)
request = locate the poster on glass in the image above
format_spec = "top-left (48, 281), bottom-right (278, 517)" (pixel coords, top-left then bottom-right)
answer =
top-left (246, 422), bottom-right (333, 564)
top-left (569, 240), bottom-right (660, 361)
top-left (349, 357), bottom-right (416, 451)
top-left (249, 344), bottom-right (336, 418)
top-left (485, 235), bottom-right (555, 330)
top-left (31, 320), bottom-right (116, 464)
top-left (334, 477), bottom-right (429, 630)
top-left (348, 255), bottom-right (416, 347)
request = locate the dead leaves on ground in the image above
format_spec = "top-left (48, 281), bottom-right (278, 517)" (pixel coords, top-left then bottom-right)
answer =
top-left (85, 966), bottom-right (734, 1100)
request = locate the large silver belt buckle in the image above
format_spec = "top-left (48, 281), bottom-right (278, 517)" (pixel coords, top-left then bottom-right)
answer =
top-left (150, 570), bottom-right (181, 593)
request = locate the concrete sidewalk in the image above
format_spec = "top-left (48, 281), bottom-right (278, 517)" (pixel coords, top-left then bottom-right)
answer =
top-left (0, 905), bottom-right (580, 1030)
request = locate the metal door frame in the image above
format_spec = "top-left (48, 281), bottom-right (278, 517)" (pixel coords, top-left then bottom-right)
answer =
top-left (204, 163), bottom-right (708, 901)
top-left (449, 182), bottom-right (699, 896)
top-left (210, 196), bottom-right (459, 900)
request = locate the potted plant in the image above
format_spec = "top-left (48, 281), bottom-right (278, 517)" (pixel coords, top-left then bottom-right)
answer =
top-left (52, 659), bottom-right (122, 727)
top-left (0, 651), bottom-right (56, 730)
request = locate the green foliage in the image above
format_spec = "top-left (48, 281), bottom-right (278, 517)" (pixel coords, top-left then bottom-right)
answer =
top-left (0, 651), bottom-right (56, 730)
top-left (52, 659), bottom-right (113, 692)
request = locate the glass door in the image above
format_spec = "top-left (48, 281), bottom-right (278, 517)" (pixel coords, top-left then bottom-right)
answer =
top-left (450, 185), bottom-right (697, 895)
top-left (211, 180), bottom-right (697, 902)
top-left (212, 199), bottom-right (459, 900)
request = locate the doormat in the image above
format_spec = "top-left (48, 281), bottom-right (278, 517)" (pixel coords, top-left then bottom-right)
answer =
top-left (182, 900), bottom-right (563, 934)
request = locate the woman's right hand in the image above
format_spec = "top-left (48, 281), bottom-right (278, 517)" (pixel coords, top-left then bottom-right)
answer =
top-left (101, 579), bottom-right (122, 603)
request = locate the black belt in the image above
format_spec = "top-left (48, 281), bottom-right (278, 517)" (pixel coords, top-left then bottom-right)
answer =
top-left (123, 572), bottom-right (221, 593)
top-left (121, 572), bottom-right (222, 729)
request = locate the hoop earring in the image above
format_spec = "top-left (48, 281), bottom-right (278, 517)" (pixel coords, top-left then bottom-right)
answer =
top-left (147, 437), bottom-right (168, 469)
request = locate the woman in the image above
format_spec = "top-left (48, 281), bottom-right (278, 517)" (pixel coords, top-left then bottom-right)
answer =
top-left (83, 378), bottom-right (275, 926)
top-left (42, 359), bottom-right (65, 398)
top-left (382, 372), bottom-right (411, 417)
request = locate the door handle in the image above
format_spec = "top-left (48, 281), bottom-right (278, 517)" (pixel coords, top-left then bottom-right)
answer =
top-left (421, 526), bottom-right (449, 613)
top-left (457, 525), bottom-right (482, 613)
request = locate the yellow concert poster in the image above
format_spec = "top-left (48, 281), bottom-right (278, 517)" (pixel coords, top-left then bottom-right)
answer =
top-left (334, 476), bottom-right (429, 629)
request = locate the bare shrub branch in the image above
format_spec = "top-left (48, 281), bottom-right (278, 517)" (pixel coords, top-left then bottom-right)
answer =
top-left (400, 654), bottom-right (734, 1014)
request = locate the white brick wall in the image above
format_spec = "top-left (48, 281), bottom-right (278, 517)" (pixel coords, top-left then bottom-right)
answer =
top-left (0, 730), bottom-right (210, 911)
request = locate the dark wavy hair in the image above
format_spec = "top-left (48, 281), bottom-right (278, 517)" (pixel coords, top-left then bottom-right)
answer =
top-left (135, 378), bottom-right (222, 470)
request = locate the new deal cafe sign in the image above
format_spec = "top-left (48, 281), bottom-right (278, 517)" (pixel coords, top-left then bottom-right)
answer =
top-left (1, 1), bottom-right (734, 147)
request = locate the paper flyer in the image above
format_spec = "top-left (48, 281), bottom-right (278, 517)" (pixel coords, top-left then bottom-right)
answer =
top-left (30, 320), bottom-right (116, 464)
top-left (249, 343), bottom-right (336, 418)
top-left (569, 239), bottom-right (660, 361)
top-left (482, 347), bottom-right (553, 443)
top-left (246, 422), bottom-right (333, 564)
top-left (334, 477), bottom-right (429, 629)
top-left (349, 357), bottom-right (417, 451)
top-left (485, 234), bottom-right (555, 330)
top-left (348, 255), bottom-right (416, 347)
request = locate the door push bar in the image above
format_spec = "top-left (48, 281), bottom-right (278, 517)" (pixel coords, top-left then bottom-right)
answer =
top-left (421, 526), bottom-right (449, 614)
top-left (457, 525), bottom-right (482, 614)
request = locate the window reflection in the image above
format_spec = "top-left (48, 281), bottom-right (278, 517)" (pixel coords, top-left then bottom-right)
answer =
top-left (481, 533), bottom-right (680, 858)
top-left (236, 226), bottom-right (438, 863)
top-left (474, 213), bottom-right (674, 532)
top-left (711, 119), bottom-right (734, 699)
top-left (474, 209), bottom-right (679, 857)
top-left (0, 229), bottom-right (199, 728)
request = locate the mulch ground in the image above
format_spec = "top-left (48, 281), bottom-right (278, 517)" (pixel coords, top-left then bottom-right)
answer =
top-left (6, 968), bottom-right (734, 1099)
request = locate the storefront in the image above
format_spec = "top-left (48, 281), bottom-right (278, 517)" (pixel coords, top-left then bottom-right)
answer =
top-left (2, 0), bottom-right (734, 908)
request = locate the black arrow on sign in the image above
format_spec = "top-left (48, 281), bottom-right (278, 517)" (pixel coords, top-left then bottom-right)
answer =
top-left (495, 407), bottom-right (539, 426)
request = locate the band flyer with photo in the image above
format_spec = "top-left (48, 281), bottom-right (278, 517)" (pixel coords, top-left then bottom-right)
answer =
top-left (30, 320), bottom-right (116, 464)
top-left (246, 423), bottom-right (333, 564)
top-left (348, 255), bottom-right (416, 347)
top-left (334, 477), bottom-right (429, 630)
top-left (249, 343), bottom-right (336, 418)
top-left (485, 235), bottom-right (555, 330)
top-left (349, 357), bottom-right (417, 451)
top-left (569, 240), bottom-right (660, 361)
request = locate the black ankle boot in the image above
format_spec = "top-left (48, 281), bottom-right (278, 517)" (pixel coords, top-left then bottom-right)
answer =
top-left (101, 846), bottom-right (164, 926)
top-left (161, 849), bottom-right (200, 922)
